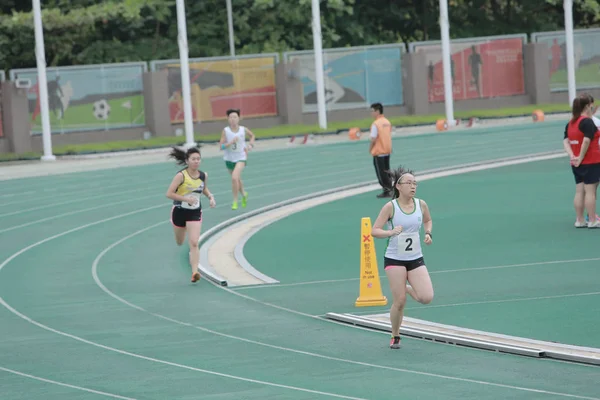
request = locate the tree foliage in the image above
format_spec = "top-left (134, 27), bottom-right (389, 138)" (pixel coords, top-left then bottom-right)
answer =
top-left (0, 0), bottom-right (599, 72)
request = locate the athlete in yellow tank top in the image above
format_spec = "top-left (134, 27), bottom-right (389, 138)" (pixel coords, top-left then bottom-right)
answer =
top-left (165, 146), bottom-right (216, 283)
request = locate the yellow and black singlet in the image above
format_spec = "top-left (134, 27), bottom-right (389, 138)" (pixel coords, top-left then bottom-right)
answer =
top-left (173, 169), bottom-right (206, 210)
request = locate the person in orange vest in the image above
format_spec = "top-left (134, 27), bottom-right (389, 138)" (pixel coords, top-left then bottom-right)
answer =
top-left (369, 103), bottom-right (393, 198)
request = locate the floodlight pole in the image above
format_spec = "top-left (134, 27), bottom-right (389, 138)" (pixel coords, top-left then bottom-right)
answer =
top-left (564, 0), bottom-right (576, 105)
top-left (226, 0), bottom-right (235, 57)
top-left (311, 0), bottom-right (327, 129)
top-left (439, 0), bottom-right (456, 127)
top-left (176, 0), bottom-right (196, 147)
top-left (33, 0), bottom-right (55, 161)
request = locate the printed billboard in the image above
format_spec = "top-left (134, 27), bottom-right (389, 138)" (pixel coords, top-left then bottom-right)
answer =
top-left (9, 63), bottom-right (146, 135)
top-left (152, 55), bottom-right (278, 123)
top-left (411, 35), bottom-right (526, 102)
top-left (0, 70), bottom-right (4, 138)
top-left (285, 44), bottom-right (404, 113)
top-left (533, 29), bottom-right (600, 92)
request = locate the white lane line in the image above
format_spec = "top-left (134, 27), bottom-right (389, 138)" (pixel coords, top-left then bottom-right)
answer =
top-left (88, 221), bottom-right (600, 400)
top-left (232, 257), bottom-right (600, 290)
top-left (0, 366), bottom-right (137, 399)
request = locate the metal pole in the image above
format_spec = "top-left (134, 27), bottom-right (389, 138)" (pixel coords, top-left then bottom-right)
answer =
top-left (311, 0), bottom-right (327, 129)
top-left (226, 0), bottom-right (235, 57)
top-left (564, 0), bottom-right (577, 105)
top-left (32, 0), bottom-right (55, 161)
top-left (439, 0), bottom-right (455, 127)
top-left (175, 0), bottom-right (196, 147)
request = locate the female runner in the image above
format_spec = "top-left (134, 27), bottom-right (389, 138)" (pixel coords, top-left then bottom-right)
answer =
top-left (371, 166), bottom-right (435, 349)
top-left (165, 146), bottom-right (216, 282)
top-left (219, 108), bottom-right (255, 210)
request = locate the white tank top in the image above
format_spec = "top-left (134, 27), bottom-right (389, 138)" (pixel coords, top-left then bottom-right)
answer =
top-left (223, 126), bottom-right (247, 162)
top-left (384, 198), bottom-right (423, 261)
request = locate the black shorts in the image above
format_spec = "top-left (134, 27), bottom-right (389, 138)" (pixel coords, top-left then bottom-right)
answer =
top-left (170, 206), bottom-right (202, 228)
top-left (384, 256), bottom-right (425, 272)
top-left (572, 163), bottom-right (600, 185)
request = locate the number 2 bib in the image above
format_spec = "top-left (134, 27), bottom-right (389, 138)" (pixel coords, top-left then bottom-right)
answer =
top-left (396, 232), bottom-right (421, 258)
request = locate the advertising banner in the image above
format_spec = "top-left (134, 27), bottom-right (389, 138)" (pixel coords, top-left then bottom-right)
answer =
top-left (9, 63), bottom-right (146, 135)
top-left (533, 29), bottom-right (600, 92)
top-left (152, 55), bottom-right (278, 123)
top-left (411, 35), bottom-right (526, 102)
top-left (284, 44), bottom-right (404, 113)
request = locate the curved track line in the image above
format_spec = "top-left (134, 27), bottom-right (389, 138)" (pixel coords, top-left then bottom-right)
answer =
top-left (232, 257), bottom-right (600, 290)
top-left (0, 299), bottom-right (366, 400)
top-left (403, 291), bottom-right (600, 311)
top-left (0, 367), bottom-right (136, 400)
top-left (86, 205), bottom-right (600, 394)
top-left (2, 152), bottom-right (594, 400)
top-left (0, 190), bottom-right (379, 399)
top-left (89, 223), bottom-right (600, 400)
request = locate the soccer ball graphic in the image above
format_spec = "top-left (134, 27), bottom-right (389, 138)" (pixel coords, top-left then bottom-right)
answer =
top-left (93, 99), bottom-right (111, 120)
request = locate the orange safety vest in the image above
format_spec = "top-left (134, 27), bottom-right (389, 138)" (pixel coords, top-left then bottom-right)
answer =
top-left (370, 115), bottom-right (392, 156)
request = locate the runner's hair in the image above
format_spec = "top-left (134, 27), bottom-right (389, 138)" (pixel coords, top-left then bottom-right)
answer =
top-left (387, 166), bottom-right (415, 199)
top-left (169, 146), bottom-right (201, 166)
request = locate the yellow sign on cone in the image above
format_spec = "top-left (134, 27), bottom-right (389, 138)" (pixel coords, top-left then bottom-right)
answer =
top-left (355, 217), bottom-right (388, 307)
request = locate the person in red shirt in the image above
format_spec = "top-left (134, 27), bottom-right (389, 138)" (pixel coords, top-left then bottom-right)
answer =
top-left (563, 93), bottom-right (600, 228)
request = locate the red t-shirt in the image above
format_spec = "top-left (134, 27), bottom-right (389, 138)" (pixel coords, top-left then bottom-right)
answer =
top-left (564, 117), bottom-right (600, 165)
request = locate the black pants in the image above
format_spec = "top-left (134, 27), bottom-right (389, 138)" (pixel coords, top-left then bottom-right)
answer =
top-left (373, 155), bottom-right (391, 193)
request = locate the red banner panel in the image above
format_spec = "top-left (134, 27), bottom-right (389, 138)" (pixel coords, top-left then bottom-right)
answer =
top-left (413, 37), bottom-right (526, 102)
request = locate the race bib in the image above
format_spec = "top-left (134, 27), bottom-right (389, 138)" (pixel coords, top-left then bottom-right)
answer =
top-left (181, 192), bottom-right (201, 210)
top-left (396, 232), bottom-right (421, 257)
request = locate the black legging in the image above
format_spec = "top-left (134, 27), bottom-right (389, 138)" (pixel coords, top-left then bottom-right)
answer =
top-left (373, 155), bottom-right (391, 192)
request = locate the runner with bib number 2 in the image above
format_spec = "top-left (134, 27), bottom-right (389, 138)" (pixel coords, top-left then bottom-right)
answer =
top-left (371, 166), bottom-right (435, 349)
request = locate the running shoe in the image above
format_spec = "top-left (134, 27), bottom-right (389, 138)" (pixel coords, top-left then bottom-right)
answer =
top-left (390, 336), bottom-right (402, 349)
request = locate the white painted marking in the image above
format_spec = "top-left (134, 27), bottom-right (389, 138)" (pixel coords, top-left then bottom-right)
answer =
top-left (227, 151), bottom-right (567, 289)
top-left (2, 151), bottom-right (595, 399)
top-left (89, 223), bottom-right (600, 400)
top-left (0, 366), bottom-right (137, 399)
top-left (404, 291), bottom-right (600, 311)
top-left (232, 257), bottom-right (600, 290)
top-left (0, 300), bottom-right (367, 400)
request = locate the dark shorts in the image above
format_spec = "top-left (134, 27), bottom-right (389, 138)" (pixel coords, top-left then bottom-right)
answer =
top-left (572, 163), bottom-right (600, 185)
top-left (383, 256), bottom-right (425, 272)
top-left (171, 206), bottom-right (202, 228)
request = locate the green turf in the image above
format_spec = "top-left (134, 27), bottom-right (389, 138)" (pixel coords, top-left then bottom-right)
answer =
top-left (243, 157), bottom-right (600, 348)
top-left (551, 62), bottom-right (600, 90)
top-left (29, 94), bottom-right (145, 134)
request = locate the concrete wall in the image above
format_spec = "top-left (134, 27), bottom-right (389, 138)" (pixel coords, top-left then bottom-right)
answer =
top-left (0, 42), bottom-right (579, 154)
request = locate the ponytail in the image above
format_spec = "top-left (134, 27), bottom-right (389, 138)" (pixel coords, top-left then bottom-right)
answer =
top-left (169, 146), bottom-right (200, 166)
top-left (571, 98), bottom-right (582, 122)
top-left (386, 166), bottom-right (415, 199)
top-left (571, 93), bottom-right (594, 123)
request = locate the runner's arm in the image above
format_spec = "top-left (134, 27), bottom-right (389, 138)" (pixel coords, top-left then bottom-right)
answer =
top-left (245, 128), bottom-right (256, 148)
top-left (420, 199), bottom-right (432, 238)
top-left (165, 173), bottom-right (188, 202)
top-left (219, 129), bottom-right (235, 150)
top-left (202, 172), bottom-right (214, 200)
top-left (371, 202), bottom-right (394, 238)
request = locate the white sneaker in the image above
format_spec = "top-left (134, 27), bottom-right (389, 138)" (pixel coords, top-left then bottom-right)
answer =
top-left (575, 220), bottom-right (587, 228)
top-left (588, 220), bottom-right (600, 229)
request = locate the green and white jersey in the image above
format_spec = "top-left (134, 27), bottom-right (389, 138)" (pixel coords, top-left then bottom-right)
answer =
top-left (385, 198), bottom-right (423, 261)
top-left (223, 126), bottom-right (247, 162)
